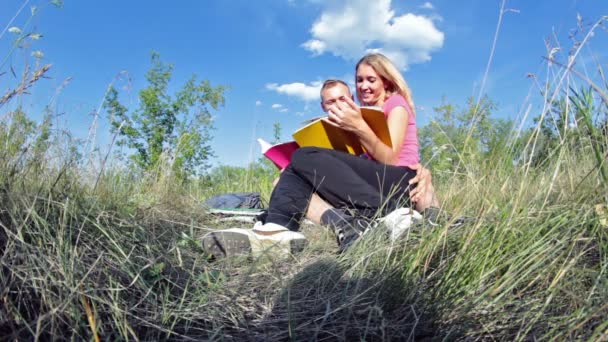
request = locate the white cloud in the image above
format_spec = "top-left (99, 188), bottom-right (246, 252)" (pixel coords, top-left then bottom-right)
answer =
top-left (255, 100), bottom-right (262, 106)
top-left (271, 103), bottom-right (283, 109)
top-left (266, 81), bottom-right (323, 102)
top-left (301, 40), bottom-right (327, 56)
top-left (420, 2), bottom-right (434, 10)
top-left (301, 0), bottom-right (444, 69)
top-left (279, 108), bottom-right (289, 113)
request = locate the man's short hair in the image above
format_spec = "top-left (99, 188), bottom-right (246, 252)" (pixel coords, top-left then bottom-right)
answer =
top-left (320, 79), bottom-right (350, 98)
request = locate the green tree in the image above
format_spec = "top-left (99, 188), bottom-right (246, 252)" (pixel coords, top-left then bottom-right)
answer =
top-left (0, 107), bottom-right (54, 185)
top-left (272, 122), bottom-right (282, 144)
top-left (104, 52), bottom-right (225, 179)
top-left (419, 96), bottom-right (512, 174)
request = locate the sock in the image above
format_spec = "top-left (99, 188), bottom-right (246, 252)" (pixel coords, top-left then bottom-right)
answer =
top-left (321, 208), bottom-right (377, 252)
top-left (255, 209), bottom-right (268, 224)
top-left (420, 207), bottom-right (443, 226)
top-left (320, 208), bottom-right (352, 228)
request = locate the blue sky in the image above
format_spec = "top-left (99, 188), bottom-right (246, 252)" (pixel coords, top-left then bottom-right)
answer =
top-left (2, 0), bottom-right (607, 167)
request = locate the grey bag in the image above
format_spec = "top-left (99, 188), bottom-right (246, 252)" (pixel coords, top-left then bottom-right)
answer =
top-left (204, 192), bottom-right (264, 209)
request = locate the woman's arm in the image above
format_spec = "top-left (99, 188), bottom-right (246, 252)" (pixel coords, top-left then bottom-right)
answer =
top-left (325, 96), bottom-right (408, 165)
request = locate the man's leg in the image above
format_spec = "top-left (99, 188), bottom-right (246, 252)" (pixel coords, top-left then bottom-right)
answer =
top-left (306, 193), bottom-right (333, 225)
top-left (201, 164), bottom-right (312, 259)
top-left (264, 163), bottom-right (316, 230)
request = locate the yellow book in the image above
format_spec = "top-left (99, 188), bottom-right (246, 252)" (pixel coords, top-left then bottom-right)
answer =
top-left (292, 106), bottom-right (392, 155)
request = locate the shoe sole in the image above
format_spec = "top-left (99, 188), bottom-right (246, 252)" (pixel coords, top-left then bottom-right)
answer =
top-left (202, 230), bottom-right (253, 258)
top-left (201, 229), bottom-right (308, 259)
top-left (287, 238), bottom-right (308, 254)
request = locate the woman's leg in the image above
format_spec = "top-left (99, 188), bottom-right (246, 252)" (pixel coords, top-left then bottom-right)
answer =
top-left (290, 147), bottom-right (416, 217)
top-left (286, 147), bottom-right (417, 251)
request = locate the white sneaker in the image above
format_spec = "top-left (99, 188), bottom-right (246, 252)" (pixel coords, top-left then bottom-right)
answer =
top-left (201, 222), bottom-right (307, 259)
top-left (380, 208), bottom-right (423, 241)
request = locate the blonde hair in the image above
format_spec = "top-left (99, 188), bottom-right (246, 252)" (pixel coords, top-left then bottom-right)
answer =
top-left (355, 53), bottom-right (415, 115)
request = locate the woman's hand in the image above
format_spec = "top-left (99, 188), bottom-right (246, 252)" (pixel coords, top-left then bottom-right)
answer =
top-left (408, 163), bottom-right (432, 203)
top-left (325, 96), bottom-right (365, 132)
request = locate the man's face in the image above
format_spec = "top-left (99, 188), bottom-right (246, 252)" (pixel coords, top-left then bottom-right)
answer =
top-left (320, 83), bottom-right (353, 112)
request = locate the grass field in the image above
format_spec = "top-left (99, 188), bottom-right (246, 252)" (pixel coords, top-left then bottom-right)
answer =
top-left (1, 102), bottom-right (607, 341)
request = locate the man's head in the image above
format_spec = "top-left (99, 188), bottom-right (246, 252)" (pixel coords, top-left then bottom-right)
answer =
top-left (320, 79), bottom-right (353, 112)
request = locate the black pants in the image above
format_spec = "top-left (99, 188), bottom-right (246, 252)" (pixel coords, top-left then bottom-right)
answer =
top-left (266, 147), bottom-right (417, 231)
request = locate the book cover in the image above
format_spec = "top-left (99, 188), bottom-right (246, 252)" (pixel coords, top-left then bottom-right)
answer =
top-left (292, 106), bottom-right (391, 154)
top-left (257, 138), bottom-right (299, 170)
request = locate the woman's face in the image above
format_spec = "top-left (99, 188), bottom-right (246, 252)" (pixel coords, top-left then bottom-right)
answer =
top-left (356, 63), bottom-right (386, 106)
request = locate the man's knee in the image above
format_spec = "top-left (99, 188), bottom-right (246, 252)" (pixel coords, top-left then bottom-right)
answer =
top-left (291, 146), bottom-right (325, 170)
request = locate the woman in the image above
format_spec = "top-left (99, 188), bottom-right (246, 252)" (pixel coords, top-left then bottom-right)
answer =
top-left (202, 53), bottom-right (438, 258)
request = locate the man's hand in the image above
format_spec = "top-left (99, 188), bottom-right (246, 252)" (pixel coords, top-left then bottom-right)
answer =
top-left (408, 163), bottom-right (432, 203)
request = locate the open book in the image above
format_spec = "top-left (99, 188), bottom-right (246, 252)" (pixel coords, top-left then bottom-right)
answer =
top-left (259, 106), bottom-right (391, 169)
top-left (257, 139), bottom-right (299, 170)
top-left (293, 106), bottom-right (391, 155)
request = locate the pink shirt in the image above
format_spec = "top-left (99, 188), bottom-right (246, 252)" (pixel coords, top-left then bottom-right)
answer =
top-left (382, 94), bottom-right (419, 167)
